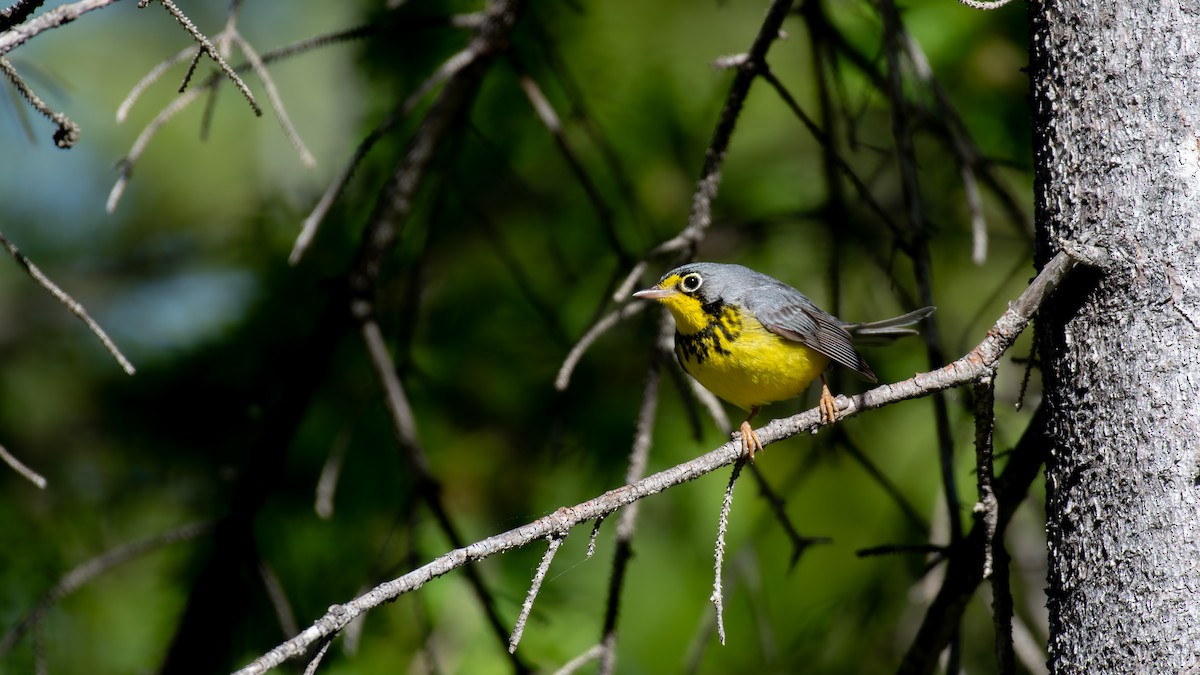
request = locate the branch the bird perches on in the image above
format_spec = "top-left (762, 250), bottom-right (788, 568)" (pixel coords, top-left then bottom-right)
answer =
top-left (234, 248), bottom-right (1087, 675)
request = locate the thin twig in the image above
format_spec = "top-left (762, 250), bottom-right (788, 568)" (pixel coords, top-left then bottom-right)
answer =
top-left (0, 442), bottom-right (46, 488)
top-left (359, 312), bottom-right (520, 665)
top-left (290, 47), bottom-right (477, 263)
top-left (857, 543), bottom-right (947, 558)
top-left (0, 0), bottom-right (121, 55)
top-left (0, 56), bottom-right (78, 147)
top-left (586, 516), bottom-right (605, 558)
top-left (897, 405), bottom-right (1048, 675)
top-left (0, 0), bottom-right (46, 32)
top-left (0, 522), bottom-right (212, 657)
top-left (116, 44), bottom-right (198, 122)
top-left (898, 30), bottom-right (988, 264)
top-left (651, 0), bottom-right (797, 261)
top-left (234, 250), bottom-right (1086, 675)
top-left (514, 66), bottom-right (624, 258)
top-left (301, 637), bottom-right (333, 675)
top-left (555, 301), bottom-right (645, 391)
top-left (151, 0), bottom-right (262, 115)
top-left (508, 533), bottom-right (566, 653)
top-left (108, 86), bottom-right (203, 213)
top-left (0, 230), bottom-right (135, 374)
top-left (757, 65), bottom-right (903, 238)
top-left (314, 430), bottom-right (350, 519)
top-left (972, 372), bottom-right (999, 579)
top-left (974, 372), bottom-right (1014, 674)
top-left (260, 561), bottom-right (300, 638)
top-left (597, 322), bottom-right (668, 675)
top-left (837, 431), bottom-right (927, 532)
top-left (232, 33), bottom-right (315, 167)
top-left (747, 463), bottom-right (830, 570)
top-left (879, 18), bottom-right (963, 662)
top-left (957, 0), bottom-right (1017, 9)
top-left (711, 457), bottom-right (745, 645)
top-left (553, 643), bottom-right (604, 675)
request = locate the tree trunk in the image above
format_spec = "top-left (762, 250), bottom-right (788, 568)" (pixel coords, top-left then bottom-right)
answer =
top-left (1030, 1), bottom-right (1200, 672)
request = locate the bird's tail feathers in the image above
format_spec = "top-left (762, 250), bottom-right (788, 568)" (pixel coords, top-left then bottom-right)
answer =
top-left (845, 306), bottom-right (935, 342)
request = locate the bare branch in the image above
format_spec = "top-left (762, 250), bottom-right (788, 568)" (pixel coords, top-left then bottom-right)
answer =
top-left (260, 561), bottom-right (300, 638)
top-left (116, 44), bottom-right (197, 122)
top-left (974, 372), bottom-right (1015, 674)
top-left (301, 637), bottom-right (333, 675)
top-left (957, 0), bottom-right (1017, 9)
top-left (233, 248), bottom-right (1084, 674)
top-left (314, 431), bottom-right (349, 519)
top-left (597, 323), bottom-right (668, 674)
top-left (0, 522), bottom-right (212, 658)
top-left (897, 405), bottom-right (1047, 675)
top-left (508, 533), bottom-right (566, 653)
top-left (555, 301), bottom-right (645, 391)
top-left (231, 33), bottom-right (314, 167)
top-left (0, 230), bottom-right (135, 374)
top-left (746, 463), bottom-right (831, 569)
top-left (0, 0), bottom-right (121, 55)
top-left (972, 372), bottom-right (999, 579)
top-left (358, 312), bottom-right (519, 663)
top-left (0, 442), bottom-right (46, 488)
top-left (291, 47), bottom-right (478, 264)
top-left (757, 65), bottom-right (903, 238)
top-left (0, 0), bottom-right (46, 32)
top-left (0, 56), bottom-right (78, 146)
top-left (148, 0), bottom-right (262, 115)
top-left (711, 458), bottom-right (745, 645)
top-left (553, 644), bottom-right (604, 675)
top-left (586, 516), bottom-right (605, 558)
top-left (668, 0), bottom-right (796, 257)
top-left (514, 67), bottom-right (623, 256)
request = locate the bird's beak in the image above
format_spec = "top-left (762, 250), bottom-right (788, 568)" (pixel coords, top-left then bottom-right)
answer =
top-left (632, 285), bottom-right (675, 300)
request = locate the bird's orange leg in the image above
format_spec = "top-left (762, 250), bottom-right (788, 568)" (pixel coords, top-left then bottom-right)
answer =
top-left (819, 374), bottom-right (839, 425)
top-left (739, 406), bottom-right (764, 461)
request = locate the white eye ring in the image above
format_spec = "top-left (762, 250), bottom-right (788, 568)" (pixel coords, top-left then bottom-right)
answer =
top-left (680, 273), bottom-right (703, 293)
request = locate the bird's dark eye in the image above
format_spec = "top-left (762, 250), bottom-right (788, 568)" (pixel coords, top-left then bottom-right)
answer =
top-left (680, 273), bottom-right (703, 293)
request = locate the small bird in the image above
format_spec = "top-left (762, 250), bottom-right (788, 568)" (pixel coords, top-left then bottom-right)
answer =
top-left (633, 262), bottom-right (934, 459)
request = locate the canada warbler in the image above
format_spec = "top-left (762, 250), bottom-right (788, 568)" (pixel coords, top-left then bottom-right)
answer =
top-left (633, 262), bottom-right (934, 458)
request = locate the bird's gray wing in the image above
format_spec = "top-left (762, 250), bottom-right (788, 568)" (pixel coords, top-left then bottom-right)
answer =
top-left (741, 282), bottom-right (876, 382)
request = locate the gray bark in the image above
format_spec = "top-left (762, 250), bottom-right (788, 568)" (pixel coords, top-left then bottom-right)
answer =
top-left (1029, 1), bottom-right (1200, 672)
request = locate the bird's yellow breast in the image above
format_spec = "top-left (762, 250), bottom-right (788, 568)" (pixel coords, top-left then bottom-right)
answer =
top-left (664, 297), bottom-right (829, 411)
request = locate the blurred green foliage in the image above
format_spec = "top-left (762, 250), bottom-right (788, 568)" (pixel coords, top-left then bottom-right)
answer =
top-left (0, 0), bottom-right (1042, 673)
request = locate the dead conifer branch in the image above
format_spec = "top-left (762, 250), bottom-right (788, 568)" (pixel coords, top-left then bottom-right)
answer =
top-left (148, 0), bottom-right (261, 115)
top-left (116, 44), bottom-right (197, 122)
top-left (711, 458), bottom-right (745, 645)
top-left (108, 87), bottom-right (203, 213)
top-left (0, 0), bottom-right (123, 55)
top-left (586, 516), bottom-right (605, 558)
top-left (0, 522), bottom-right (212, 658)
top-left (0, 0), bottom-right (46, 32)
top-left (291, 47), bottom-right (478, 264)
top-left (747, 463), bottom-right (831, 569)
top-left (232, 32), bottom-right (315, 168)
top-left (508, 533), bottom-right (566, 653)
top-left (0, 56), bottom-right (78, 147)
top-left (0, 442), bottom-right (46, 488)
top-left (553, 644), bottom-right (604, 675)
top-left (234, 249), bottom-right (1084, 675)
top-left (555, 300), bottom-right (645, 391)
top-left (972, 372), bottom-right (999, 579)
top-left (957, 0), bottom-right (1017, 8)
top-left (302, 637), bottom-right (333, 675)
top-left (0, 230), bottom-right (135, 374)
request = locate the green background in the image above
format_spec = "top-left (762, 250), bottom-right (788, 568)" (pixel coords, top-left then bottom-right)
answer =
top-left (0, 0), bottom-right (1041, 672)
